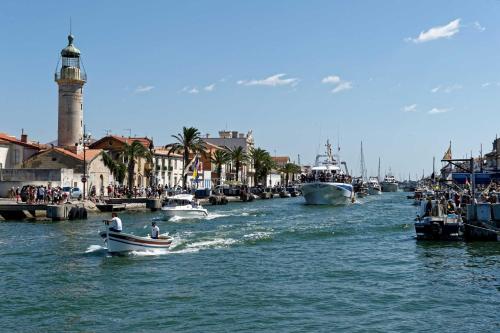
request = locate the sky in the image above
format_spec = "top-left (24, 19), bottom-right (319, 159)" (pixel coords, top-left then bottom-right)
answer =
top-left (1, 0), bottom-right (499, 179)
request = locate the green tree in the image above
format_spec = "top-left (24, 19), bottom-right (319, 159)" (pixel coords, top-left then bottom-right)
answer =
top-left (168, 127), bottom-right (205, 189)
top-left (227, 146), bottom-right (248, 183)
top-left (249, 147), bottom-right (275, 186)
top-left (210, 149), bottom-right (230, 186)
top-left (102, 151), bottom-right (126, 184)
top-left (280, 163), bottom-right (301, 186)
top-left (121, 141), bottom-right (152, 192)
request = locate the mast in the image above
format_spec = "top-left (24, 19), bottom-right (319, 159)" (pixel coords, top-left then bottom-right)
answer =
top-left (359, 141), bottom-right (367, 181)
top-left (377, 157), bottom-right (381, 182)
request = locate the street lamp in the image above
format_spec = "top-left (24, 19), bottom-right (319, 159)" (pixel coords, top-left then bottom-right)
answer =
top-left (78, 125), bottom-right (92, 200)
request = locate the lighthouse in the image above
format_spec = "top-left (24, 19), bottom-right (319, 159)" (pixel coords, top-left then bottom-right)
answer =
top-left (55, 33), bottom-right (86, 148)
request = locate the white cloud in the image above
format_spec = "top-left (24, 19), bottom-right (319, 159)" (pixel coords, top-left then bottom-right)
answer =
top-left (473, 21), bottom-right (486, 32)
top-left (237, 73), bottom-right (299, 87)
top-left (402, 104), bottom-right (417, 112)
top-left (331, 81), bottom-right (353, 94)
top-left (134, 85), bottom-right (155, 93)
top-left (322, 75), bottom-right (341, 84)
top-left (431, 84), bottom-right (462, 93)
top-left (204, 84), bottom-right (216, 92)
top-left (407, 18), bottom-right (461, 43)
top-left (428, 107), bottom-right (450, 115)
top-left (188, 88), bottom-right (199, 94)
top-left (481, 82), bottom-right (491, 88)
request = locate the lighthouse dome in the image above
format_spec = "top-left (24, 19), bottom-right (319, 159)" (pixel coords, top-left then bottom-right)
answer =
top-left (61, 34), bottom-right (80, 57)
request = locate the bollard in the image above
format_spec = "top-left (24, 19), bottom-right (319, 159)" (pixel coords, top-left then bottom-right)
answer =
top-left (146, 199), bottom-right (162, 211)
top-left (47, 205), bottom-right (68, 221)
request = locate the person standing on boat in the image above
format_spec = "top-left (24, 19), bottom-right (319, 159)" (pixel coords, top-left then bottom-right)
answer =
top-left (107, 212), bottom-right (123, 232)
top-left (151, 221), bottom-right (160, 239)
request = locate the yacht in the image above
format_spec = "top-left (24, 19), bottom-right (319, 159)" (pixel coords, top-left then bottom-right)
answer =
top-left (300, 141), bottom-right (354, 205)
top-left (381, 174), bottom-right (398, 192)
top-left (161, 194), bottom-right (208, 219)
top-left (367, 177), bottom-right (382, 195)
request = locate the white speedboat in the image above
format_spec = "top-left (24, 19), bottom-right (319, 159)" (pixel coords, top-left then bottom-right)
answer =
top-left (381, 174), bottom-right (398, 192)
top-left (367, 177), bottom-right (382, 195)
top-left (300, 140), bottom-right (354, 205)
top-left (99, 230), bottom-right (173, 253)
top-left (161, 194), bottom-right (208, 219)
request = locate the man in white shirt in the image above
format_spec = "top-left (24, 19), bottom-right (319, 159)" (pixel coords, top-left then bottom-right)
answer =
top-left (151, 221), bottom-right (160, 239)
top-left (107, 212), bottom-right (122, 232)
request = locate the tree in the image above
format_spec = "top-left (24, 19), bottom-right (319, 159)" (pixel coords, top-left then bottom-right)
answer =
top-left (168, 127), bottom-right (205, 189)
top-left (280, 163), bottom-right (301, 186)
top-left (210, 149), bottom-right (230, 186)
top-left (227, 146), bottom-right (247, 183)
top-left (120, 141), bottom-right (152, 192)
top-left (102, 151), bottom-right (126, 184)
top-left (249, 147), bottom-right (275, 186)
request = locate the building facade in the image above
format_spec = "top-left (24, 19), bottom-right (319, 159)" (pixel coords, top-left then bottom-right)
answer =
top-left (0, 132), bottom-right (42, 169)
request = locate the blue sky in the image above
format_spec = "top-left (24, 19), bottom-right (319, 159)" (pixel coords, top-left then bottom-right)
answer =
top-left (1, 0), bottom-right (499, 178)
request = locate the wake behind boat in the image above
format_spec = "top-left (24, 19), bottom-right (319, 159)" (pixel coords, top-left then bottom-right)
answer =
top-left (99, 230), bottom-right (173, 253)
top-left (161, 194), bottom-right (208, 219)
top-left (300, 140), bottom-right (354, 205)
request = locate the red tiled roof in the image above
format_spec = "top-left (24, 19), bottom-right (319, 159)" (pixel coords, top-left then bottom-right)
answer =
top-left (154, 148), bottom-right (182, 158)
top-left (0, 133), bottom-right (43, 150)
top-left (272, 156), bottom-right (290, 164)
top-left (90, 135), bottom-right (153, 149)
top-left (52, 147), bottom-right (102, 162)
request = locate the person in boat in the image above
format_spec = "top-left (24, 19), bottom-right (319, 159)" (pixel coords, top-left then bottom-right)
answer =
top-left (151, 221), bottom-right (160, 239)
top-left (105, 212), bottom-right (123, 232)
top-left (447, 200), bottom-right (456, 214)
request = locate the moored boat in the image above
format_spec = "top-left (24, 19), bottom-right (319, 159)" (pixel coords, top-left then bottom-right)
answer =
top-left (99, 230), bottom-right (173, 253)
top-left (367, 177), bottom-right (382, 195)
top-left (414, 200), bottom-right (463, 241)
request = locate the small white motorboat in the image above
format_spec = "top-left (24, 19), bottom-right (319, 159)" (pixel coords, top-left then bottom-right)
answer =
top-left (99, 230), bottom-right (173, 253)
top-left (161, 194), bottom-right (208, 219)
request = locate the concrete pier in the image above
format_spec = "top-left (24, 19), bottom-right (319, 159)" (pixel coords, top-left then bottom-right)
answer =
top-left (146, 199), bottom-right (162, 211)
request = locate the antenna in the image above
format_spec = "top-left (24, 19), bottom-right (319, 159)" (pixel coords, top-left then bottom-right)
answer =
top-left (69, 17), bottom-right (72, 35)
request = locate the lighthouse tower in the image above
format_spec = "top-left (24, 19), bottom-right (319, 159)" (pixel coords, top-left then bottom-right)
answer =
top-left (55, 33), bottom-right (86, 148)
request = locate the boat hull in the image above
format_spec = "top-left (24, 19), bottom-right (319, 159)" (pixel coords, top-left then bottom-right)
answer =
top-left (368, 187), bottom-right (382, 195)
top-left (381, 182), bottom-right (398, 192)
top-left (414, 217), bottom-right (463, 241)
top-left (301, 182), bottom-right (353, 205)
top-left (161, 208), bottom-right (208, 219)
top-left (100, 231), bottom-right (172, 253)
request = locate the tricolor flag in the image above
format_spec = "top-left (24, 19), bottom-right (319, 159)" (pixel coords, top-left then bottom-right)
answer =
top-left (192, 156), bottom-right (199, 180)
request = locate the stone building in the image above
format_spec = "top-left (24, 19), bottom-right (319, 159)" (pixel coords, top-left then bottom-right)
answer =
top-left (90, 135), bottom-right (153, 187)
top-left (152, 148), bottom-right (183, 188)
top-left (0, 132), bottom-right (43, 169)
top-left (203, 130), bottom-right (255, 186)
top-left (484, 136), bottom-right (500, 172)
top-left (20, 147), bottom-right (111, 195)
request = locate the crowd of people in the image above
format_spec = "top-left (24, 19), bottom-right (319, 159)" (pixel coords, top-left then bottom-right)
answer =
top-left (300, 171), bottom-right (353, 184)
top-left (7, 185), bottom-right (69, 204)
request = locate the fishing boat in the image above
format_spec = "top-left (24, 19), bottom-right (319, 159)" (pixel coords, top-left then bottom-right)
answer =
top-left (414, 200), bottom-right (463, 241)
top-left (367, 177), bottom-right (382, 195)
top-left (99, 230), bottom-right (173, 253)
top-left (161, 194), bottom-right (208, 219)
top-left (300, 140), bottom-right (354, 205)
top-left (381, 174), bottom-right (399, 192)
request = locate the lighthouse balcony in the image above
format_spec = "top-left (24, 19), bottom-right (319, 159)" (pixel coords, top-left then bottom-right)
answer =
top-left (55, 68), bottom-right (87, 82)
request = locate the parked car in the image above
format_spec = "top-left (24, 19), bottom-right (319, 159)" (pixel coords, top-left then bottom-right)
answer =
top-left (62, 187), bottom-right (83, 199)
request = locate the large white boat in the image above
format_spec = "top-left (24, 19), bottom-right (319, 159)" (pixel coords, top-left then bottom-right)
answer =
top-left (381, 174), bottom-right (398, 192)
top-left (300, 141), bottom-right (354, 205)
top-left (367, 177), bottom-right (382, 195)
top-left (99, 230), bottom-right (173, 253)
top-left (161, 194), bottom-right (208, 219)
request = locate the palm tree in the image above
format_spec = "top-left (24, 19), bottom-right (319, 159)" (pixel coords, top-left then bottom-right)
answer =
top-left (227, 146), bottom-right (247, 183)
top-left (168, 127), bottom-right (205, 189)
top-left (280, 163), bottom-right (301, 186)
top-left (248, 147), bottom-right (269, 186)
top-left (102, 151), bottom-right (126, 184)
top-left (210, 149), bottom-right (230, 186)
top-left (121, 141), bottom-right (152, 192)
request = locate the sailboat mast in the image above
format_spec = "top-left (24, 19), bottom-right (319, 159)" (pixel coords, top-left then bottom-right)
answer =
top-left (377, 157), bottom-right (381, 182)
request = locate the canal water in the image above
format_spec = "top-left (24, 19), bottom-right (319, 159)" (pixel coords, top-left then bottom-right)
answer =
top-left (0, 193), bottom-right (498, 332)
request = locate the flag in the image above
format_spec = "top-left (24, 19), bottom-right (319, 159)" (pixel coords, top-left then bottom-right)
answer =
top-left (192, 156), bottom-right (199, 180)
top-left (442, 142), bottom-right (452, 160)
